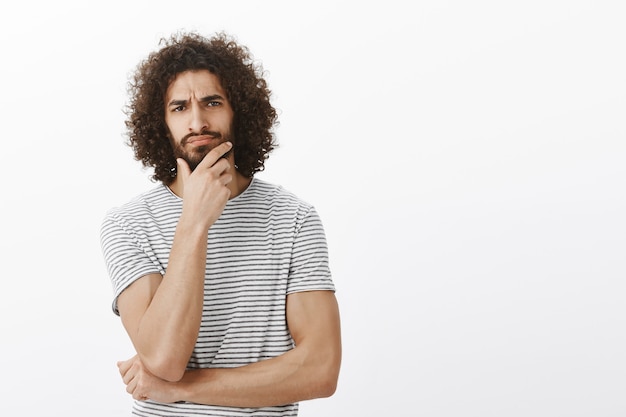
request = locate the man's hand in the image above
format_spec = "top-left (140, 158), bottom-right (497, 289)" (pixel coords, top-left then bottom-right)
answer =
top-left (177, 141), bottom-right (233, 231)
top-left (117, 355), bottom-right (180, 403)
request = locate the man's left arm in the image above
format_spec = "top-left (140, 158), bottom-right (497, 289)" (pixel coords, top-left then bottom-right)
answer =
top-left (118, 289), bottom-right (342, 406)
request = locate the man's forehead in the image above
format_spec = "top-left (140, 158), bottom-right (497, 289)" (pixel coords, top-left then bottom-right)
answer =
top-left (166, 70), bottom-right (225, 98)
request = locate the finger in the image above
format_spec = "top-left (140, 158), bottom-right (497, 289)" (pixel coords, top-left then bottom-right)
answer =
top-left (126, 375), bottom-right (147, 401)
top-left (126, 374), bottom-right (137, 395)
top-left (197, 141), bottom-right (233, 169)
top-left (210, 157), bottom-right (231, 176)
top-left (220, 173), bottom-right (233, 186)
top-left (117, 360), bottom-right (131, 377)
top-left (176, 158), bottom-right (191, 183)
top-left (122, 366), bottom-right (135, 385)
top-left (118, 359), bottom-right (139, 385)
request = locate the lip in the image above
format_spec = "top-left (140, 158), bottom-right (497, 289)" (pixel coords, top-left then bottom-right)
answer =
top-left (187, 135), bottom-right (215, 146)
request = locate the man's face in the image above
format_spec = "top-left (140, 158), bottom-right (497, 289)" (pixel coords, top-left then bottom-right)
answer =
top-left (164, 70), bottom-right (234, 171)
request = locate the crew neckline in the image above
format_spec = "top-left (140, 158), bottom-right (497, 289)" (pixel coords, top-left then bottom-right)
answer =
top-left (163, 176), bottom-right (257, 203)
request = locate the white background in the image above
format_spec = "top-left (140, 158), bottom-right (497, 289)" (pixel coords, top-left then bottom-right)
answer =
top-left (1, 1), bottom-right (624, 416)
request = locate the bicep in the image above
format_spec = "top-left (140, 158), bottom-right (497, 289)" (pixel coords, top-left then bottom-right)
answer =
top-left (117, 273), bottom-right (163, 341)
top-left (286, 290), bottom-right (341, 352)
top-left (286, 290), bottom-right (342, 394)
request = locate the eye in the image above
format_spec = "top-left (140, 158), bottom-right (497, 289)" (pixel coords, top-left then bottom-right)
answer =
top-left (173, 105), bottom-right (186, 112)
top-left (206, 101), bottom-right (221, 107)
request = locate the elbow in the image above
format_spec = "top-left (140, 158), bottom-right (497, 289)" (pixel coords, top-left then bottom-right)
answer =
top-left (155, 366), bottom-right (186, 383)
top-left (135, 339), bottom-right (194, 382)
top-left (316, 378), bottom-right (338, 399)
top-left (141, 353), bottom-right (187, 382)
top-left (316, 366), bottom-right (340, 398)
top-left (308, 352), bottom-right (341, 399)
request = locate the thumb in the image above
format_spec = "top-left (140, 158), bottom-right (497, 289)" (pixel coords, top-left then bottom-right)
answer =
top-left (176, 158), bottom-right (191, 183)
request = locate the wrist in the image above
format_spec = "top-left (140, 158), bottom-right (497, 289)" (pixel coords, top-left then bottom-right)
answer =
top-left (176, 215), bottom-right (211, 239)
top-left (176, 369), bottom-right (201, 403)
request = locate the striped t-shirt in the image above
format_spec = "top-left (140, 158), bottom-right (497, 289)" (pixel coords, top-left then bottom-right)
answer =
top-left (100, 177), bottom-right (335, 417)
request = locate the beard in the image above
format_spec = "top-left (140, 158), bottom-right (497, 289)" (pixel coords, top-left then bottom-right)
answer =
top-left (171, 128), bottom-right (234, 171)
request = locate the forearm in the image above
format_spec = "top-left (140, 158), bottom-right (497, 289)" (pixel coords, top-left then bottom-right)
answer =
top-left (175, 345), bottom-right (339, 407)
top-left (132, 219), bottom-right (208, 380)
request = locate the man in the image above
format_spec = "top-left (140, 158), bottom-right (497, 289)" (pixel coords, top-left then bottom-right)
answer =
top-left (100, 31), bottom-right (341, 416)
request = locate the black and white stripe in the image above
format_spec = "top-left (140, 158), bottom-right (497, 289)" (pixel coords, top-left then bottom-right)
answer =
top-left (100, 178), bottom-right (334, 416)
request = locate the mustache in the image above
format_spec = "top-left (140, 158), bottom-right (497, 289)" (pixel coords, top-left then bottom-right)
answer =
top-left (181, 130), bottom-right (222, 145)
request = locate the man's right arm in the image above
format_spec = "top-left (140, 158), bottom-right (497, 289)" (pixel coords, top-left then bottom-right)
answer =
top-left (116, 219), bottom-right (209, 382)
top-left (116, 142), bottom-right (234, 382)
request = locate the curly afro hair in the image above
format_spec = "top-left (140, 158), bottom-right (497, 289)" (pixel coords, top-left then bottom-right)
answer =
top-left (124, 31), bottom-right (278, 184)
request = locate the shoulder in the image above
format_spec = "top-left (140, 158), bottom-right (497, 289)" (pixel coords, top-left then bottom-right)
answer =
top-left (244, 178), bottom-right (313, 211)
top-left (229, 178), bottom-right (317, 226)
top-left (241, 178), bottom-right (325, 235)
top-left (102, 184), bottom-right (176, 227)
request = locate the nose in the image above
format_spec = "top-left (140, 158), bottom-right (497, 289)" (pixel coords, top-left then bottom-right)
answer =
top-left (189, 102), bottom-right (209, 133)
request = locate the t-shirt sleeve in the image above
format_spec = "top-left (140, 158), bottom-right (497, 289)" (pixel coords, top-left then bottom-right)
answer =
top-left (287, 206), bottom-right (335, 294)
top-left (100, 211), bottom-right (164, 315)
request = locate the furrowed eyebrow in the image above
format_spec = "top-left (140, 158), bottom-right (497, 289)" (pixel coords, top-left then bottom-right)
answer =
top-left (167, 95), bottom-right (225, 107)
top-left (199, 94), bottom-right (225, 103)
top-left (167, 99), bottom-right (188, 107)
